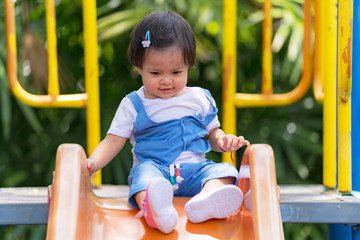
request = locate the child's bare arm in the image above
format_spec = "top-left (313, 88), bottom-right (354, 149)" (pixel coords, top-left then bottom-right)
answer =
top-left (207, 128), bottom-right (250, 152)
top-left (87, 134), bottom-right (127, 174)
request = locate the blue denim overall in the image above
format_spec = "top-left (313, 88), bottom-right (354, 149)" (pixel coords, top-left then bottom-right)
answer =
top-left (126, 89), bottom-right (238, 208)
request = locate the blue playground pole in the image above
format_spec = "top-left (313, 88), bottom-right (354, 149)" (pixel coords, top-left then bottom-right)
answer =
top-left (352, 0), bottom-right (360, 194)
top-left (330, 224), bottom-right (353, 240)
top-left (353, 225), bottom-right (360, 240)
top-left (352, 0), bottom-right (360, 239)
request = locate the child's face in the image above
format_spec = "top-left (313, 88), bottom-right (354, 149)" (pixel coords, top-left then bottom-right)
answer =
top-left (136, 46), bottom-right (189, 99)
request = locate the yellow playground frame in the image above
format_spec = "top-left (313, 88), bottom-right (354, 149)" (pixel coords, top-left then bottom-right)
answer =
top-left (5, 0), bottom-right (102, 184)
top-left (222, 0), bottom-right (353, 194)
top-left (4, 0), bottom-right (354, 192)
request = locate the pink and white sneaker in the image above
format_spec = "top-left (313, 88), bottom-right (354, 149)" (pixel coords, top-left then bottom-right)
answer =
top-left (136, 178), bottom-right (178, 234)
top-left (184, 185), bottom-right (243, 223)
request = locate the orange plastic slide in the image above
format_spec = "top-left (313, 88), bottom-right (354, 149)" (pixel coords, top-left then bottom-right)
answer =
top-left (46, 144), bottom-right (284, 240)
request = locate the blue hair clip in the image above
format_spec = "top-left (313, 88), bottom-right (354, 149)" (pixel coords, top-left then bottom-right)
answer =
top-left (141, 31), bottom-right (151, 48)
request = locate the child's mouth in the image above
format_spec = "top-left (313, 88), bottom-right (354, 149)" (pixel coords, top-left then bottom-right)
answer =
top-left (160, 88), bottom-right (173, 92)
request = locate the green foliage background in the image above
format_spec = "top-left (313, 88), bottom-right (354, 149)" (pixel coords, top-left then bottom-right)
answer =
top-left (0, 0), bottom-right (327, 239)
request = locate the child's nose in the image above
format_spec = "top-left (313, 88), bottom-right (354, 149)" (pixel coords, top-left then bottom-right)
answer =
top-left (161, 76), bottom-right (172, 85)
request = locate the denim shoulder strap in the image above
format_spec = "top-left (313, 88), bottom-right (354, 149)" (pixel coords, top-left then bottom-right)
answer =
top-left (200, 88), bottom-right (218, 126)
top-left (127, 91), bottom-right (144, 114)
top-left (201, 88), bottom-right (216, 106)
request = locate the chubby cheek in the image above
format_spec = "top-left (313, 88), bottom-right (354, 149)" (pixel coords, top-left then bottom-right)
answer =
top-left (142, 78), bottom-right (156, 88)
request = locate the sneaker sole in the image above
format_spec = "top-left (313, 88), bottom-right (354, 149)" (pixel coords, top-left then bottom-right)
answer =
top-left (148, 178), bottom-right (178, 234)
top-left (185, 185), bottom-right (243, 223)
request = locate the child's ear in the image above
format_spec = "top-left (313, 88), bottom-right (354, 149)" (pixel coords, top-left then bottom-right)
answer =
top-left (135, 66), bottom-right (142, 75)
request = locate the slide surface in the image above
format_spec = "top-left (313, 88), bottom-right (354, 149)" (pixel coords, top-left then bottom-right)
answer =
top-left (46, 144), bottom-right (283, 240)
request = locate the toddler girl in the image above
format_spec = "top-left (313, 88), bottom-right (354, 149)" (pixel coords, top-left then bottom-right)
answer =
top-left (87, 11), bottom-right (250, 234)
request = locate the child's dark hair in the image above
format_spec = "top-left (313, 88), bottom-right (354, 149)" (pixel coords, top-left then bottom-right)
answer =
top-left (128, 11), bottom-right (196, 68)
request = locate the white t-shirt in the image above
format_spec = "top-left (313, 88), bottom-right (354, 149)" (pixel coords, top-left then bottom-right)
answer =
top-left (107, 86), bottom-right (220, 165)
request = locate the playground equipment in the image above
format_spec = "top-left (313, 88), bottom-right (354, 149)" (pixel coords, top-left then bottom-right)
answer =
top-left (2, 0), bottom-right (360, 239)
top-left (46, 143), bottom-right (283, 239)
top-left (4, 0), bottom-right (102, 185)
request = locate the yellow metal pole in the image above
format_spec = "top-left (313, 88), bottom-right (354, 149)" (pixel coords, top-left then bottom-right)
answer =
top-left (262, 0), bottom-right (273, 95)
top-left (82, 0), bottom-right (101, 185)
top-left (233, 0), bottom-right (311, 108)
top-left (5, 0), bottom-right (87, 108)
top-left (45, 0), bottom-right (60, 95)
top-left (337, 0), bottom-right (352, 193)
top-left (222, 0), bottom-right (237, 165)
top-left (313, 0), bottom-right (324, 103)
top-left (322, 0), bottom-right (337, 189)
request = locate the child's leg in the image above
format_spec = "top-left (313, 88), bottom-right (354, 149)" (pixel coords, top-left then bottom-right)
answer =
top-left (200, 176), bottom-right (235, 192)
top-left (135, 178), bottom-right (178, 234)
top-left (128, 161), bottom-right (166, 208)
top-left (128, 162), bottom-right (178, 233)
top-left (184, 164), bottom-right (243, 223)
top-left (135, 191), bottom-right (146, 209)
